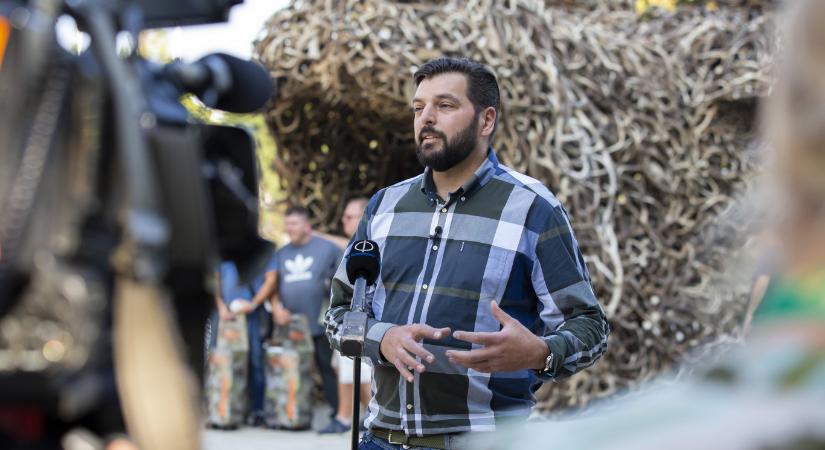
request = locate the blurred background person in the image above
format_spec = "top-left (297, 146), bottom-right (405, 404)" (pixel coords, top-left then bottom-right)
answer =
top-left (210, 260), bottom-right (270, 427)
top-left (319, 197), bottom-right (373, 434)
top-left (269, 206), bottom-right (343, 426)
top-left (754, 0), bottom-right (825, 325)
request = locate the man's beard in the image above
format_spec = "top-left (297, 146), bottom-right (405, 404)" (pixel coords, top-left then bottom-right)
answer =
top-left (416, 112), bottom-right (479, 172)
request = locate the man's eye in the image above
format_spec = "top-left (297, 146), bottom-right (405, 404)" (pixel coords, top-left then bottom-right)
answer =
top-left (439, 103), bottom-right (454, 109)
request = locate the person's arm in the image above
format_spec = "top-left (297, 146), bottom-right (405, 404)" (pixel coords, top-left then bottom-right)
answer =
top-left (234, 268), bottom-right (277, 315)
top-left (214, 270), bottom-right (233, 321)
top-left (262, 252), bottom-right (291, 325)
top-left (269, 270), bottom-right (292, 325)
top-left (324, 208), bottom-right (382, 354)
top-left (250, 270), bottom-right (277, 308)
top-left (526, 204), bottom-right (609, 380)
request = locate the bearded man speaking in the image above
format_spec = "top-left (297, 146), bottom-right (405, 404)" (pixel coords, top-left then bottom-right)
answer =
top-left (325, 57), bottom-right (609, 450)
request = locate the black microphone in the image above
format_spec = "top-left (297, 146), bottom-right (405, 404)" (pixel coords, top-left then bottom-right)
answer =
top-left (341, 240), bottom-right (380, 357)
top-left (430, 226), bottom-right (442, 240)
top-left (345, 239), bottom-right (381, 285)
top-left (167, 53), bottom-right (274, 113)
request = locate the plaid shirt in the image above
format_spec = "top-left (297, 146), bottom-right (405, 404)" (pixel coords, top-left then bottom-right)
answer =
top-left (325, 149), bottom-right (608, 436)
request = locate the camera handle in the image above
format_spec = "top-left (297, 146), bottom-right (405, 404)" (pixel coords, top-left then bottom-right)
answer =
top-left (76, 2), bottom-right (169, 279)
top-left (75, 5), bottom-right (199, 449)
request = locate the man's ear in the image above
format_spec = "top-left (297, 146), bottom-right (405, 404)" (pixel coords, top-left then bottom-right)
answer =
top-left (480, 106), bottom-right (497, 138)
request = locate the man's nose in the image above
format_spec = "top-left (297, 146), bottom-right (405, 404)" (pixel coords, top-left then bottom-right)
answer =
top-left (420, 104), bottom-right (436, 125)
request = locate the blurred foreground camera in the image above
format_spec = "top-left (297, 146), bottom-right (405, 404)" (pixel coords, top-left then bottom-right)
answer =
top-left (0, 1), bottom-right (273, 448)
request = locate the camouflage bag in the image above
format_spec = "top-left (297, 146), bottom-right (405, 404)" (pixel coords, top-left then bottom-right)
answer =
top-left (264, 315), bottom-right (314, 430)
top-left (205, 315), bottom-right (249, 429)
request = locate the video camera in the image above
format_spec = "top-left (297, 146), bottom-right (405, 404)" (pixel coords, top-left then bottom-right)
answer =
top-left (0, 0), bottom-right (273, 448)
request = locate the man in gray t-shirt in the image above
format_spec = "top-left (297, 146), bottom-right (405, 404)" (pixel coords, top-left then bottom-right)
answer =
top-left (270, 206), bottom-right (343, 416)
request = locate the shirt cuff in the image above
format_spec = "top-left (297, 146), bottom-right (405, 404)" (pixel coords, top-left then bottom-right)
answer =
top-left (536, 335), bottom-right (567, 381)
top-left (364, 319), bottom-right (396, 366)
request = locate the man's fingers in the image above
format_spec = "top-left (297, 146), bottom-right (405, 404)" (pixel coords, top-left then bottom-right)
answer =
top-left (403, 338), bottom-right (435, 363)
top-left (412, 325), bottom-right (451, 340)
top-left (452, 330), bottom-right (499, 345)
top-left (399, 351), bottom-right (422, 373)
top-left (447, 353), bottom-right (494, 373)
top-left (445, 347), bottom-right (494, 367)
top-left (393, 359), bottom-right (415, 383)
top-left (393, 348), bottom-right (424, 381)
top-left (489, 301), bottom-right (514, 325)
top-left (433, 326), bottom-right (451, 340)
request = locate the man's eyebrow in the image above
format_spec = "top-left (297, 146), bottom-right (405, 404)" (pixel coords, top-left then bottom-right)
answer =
top-left (411, 93), bottom-right (462, 105)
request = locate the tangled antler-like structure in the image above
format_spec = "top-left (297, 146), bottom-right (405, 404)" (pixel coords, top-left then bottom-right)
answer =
top-left (254, 0), bottom-right (777, 412)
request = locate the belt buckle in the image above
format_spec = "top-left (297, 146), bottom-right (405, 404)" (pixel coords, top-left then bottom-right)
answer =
top-left (387, 430), bottom-right (409, 447)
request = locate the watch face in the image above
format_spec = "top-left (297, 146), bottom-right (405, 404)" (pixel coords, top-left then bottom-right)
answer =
top-left (544, 354), bottom-right (553, 372)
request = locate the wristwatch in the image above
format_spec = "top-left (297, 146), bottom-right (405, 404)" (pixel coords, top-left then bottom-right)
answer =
top-left (539, 349), bottom-right (554, 376)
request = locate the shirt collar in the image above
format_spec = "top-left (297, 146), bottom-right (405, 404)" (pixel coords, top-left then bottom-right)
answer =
top-left (420, 147), bottom-right (499, 205)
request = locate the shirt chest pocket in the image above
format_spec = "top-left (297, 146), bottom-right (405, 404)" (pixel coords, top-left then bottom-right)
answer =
top-left (444, 240), bottom-right (512, 303)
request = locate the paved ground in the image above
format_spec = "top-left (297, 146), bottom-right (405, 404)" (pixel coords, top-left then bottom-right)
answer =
top-left (203, 404), bottom-right (354, 450)
top-left (203, 427), bottom-right (352, 450)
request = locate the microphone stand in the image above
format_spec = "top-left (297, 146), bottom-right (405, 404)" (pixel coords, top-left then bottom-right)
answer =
top-left (349, 277), bottom-right (367, 450)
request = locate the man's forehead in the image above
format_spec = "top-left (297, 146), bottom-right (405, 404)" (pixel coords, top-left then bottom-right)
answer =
top-left (344, 203), bottom-right (362, 214)
top-left (413, 72), bottom-right (469, 102)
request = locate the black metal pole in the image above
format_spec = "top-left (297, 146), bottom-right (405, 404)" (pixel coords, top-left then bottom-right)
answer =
top-left (351, 355), bottom-right (362, 450)
top-left (349, 276), bottom-right (368, 450)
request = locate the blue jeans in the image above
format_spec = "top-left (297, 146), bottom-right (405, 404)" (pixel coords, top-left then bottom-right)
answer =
top-left (358, 432), bottom-right (441, 450)
top-left (245, 308), bottom-right (265, 414)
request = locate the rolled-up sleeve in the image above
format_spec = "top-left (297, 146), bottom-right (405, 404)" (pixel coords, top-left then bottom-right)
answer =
top-left (530, 204), bottom-right (609, 380)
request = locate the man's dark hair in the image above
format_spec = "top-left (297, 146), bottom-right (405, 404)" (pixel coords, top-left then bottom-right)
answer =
top-left (413, 57), bottom-right (501, 138)
top-left (285, 205), bottom-right (311, 221)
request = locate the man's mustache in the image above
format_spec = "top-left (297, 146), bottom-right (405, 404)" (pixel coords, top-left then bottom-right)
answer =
top-left (418, 127), bottom-right (447, 143)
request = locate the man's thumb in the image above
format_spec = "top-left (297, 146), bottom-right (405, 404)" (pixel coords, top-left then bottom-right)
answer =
top-left (490, 301), bottom-right (512, 324)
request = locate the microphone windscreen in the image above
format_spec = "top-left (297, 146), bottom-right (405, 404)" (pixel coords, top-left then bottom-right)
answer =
top-left (346, 240), bottom-right (381, 285)
top-left (202, 53), bottom-right (274, 113)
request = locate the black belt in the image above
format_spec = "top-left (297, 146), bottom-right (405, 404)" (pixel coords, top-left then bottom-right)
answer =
top-left (371, 428), bottom-right (465, 450)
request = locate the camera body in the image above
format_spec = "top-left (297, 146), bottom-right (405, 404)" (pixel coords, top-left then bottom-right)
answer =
top-left (0, 0), bottom-right (273, 446)
top-left (140, 0), bottom-right (243, 28)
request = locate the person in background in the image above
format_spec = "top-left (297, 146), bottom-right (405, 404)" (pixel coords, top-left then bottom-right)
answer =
top-left (753, 0), bottom-right (825, 325)
top-left (212, 260), bottom-right (272, 426)
top-left (270, 206), bottom-right (344, 423)
top-left (319, 197), bottom-right (373, 434)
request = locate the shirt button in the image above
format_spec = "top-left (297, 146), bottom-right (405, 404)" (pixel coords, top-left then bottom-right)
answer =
top-left (460, 196), bottom-right (466, 202)
top-left (441, 207), bottom-right (447, 213)
top-left (432, 245), bottom-right (438, 251)
top-left (407, 404), bottom-right (413, 410)
top-left (422, 284), bottom-right (428, 290)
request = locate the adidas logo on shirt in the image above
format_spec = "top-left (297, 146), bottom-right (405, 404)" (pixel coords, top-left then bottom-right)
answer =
top-left (283, 254), bottom-right (314, 283)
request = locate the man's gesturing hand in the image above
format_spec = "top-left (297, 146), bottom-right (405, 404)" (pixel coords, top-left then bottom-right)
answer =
top-left (446, 301), bottom-right (549, 373)
top-left (380, 324), bottom-right (450, 383)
